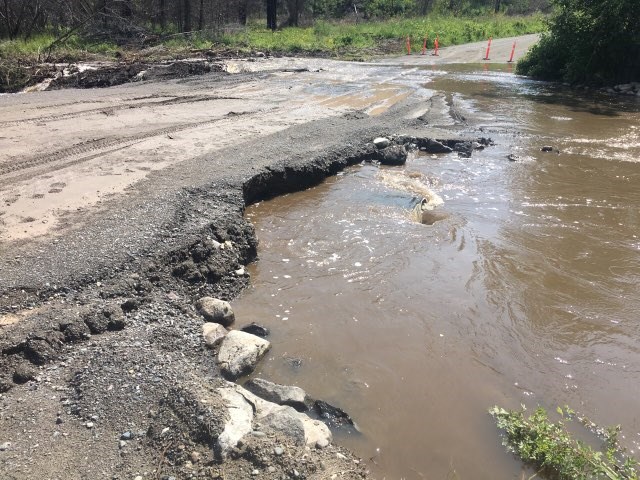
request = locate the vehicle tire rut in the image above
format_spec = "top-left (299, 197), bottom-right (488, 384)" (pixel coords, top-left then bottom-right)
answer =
top-left (0, 110), bottom-right (259, 182)
top-left (0, 95), bottom-right (242, 128)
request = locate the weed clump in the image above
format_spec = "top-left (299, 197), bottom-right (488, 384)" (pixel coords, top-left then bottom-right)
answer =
top-left (490, 405), bottom-right (639, 480)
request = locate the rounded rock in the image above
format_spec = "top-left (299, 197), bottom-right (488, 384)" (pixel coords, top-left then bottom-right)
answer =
top-left (195, 297), bottom-right (235, 327)
top-left (373, 137), bottom-right (391, 149)
top-left (316, 438), bottom-right (330, 449)
top-left (203, 322), bottom-right (228, 348)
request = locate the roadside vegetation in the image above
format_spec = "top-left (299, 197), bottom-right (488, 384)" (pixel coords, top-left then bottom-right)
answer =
top-left (0, 0), bottom-right (548, 92)
top-left (0, 14), bottom-right (544, 60)
top-left (516, 0), bottom-right (640, 85)
top-left (490, 405), bottom-right (639, 480)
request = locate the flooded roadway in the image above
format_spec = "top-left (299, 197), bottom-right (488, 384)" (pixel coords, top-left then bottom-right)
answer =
top-left (234, 65), bottom-right (640, 479)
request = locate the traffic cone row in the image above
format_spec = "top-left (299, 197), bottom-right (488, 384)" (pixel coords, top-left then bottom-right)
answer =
top-left (404, 36), bottom-right (517, 62)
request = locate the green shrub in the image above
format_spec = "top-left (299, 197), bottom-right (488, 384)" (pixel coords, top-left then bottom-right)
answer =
top-left (490, 405), bottom-right (639, 480)
top-left (516, 0), bottom-right (640, 85)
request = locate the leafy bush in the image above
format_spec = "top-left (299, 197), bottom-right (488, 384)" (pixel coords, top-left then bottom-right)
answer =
top-left (490, 405), bottom-right (639, 480)
top-left (516, 0), bottom-right (640, 85)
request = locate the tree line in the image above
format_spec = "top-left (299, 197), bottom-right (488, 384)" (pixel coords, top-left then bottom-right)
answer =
top-left (0, 0), bottom-right (549, 41)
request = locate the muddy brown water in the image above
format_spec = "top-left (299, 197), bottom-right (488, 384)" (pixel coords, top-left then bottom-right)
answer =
top-left (235, 65), bottom-right (640, 479)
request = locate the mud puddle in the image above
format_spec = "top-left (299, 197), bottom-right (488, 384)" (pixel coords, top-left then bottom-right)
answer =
top-left (234, 64), bottom-right (640, 479)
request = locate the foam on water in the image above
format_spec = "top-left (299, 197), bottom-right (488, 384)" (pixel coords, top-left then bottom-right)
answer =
top-left (376, 169), bottom-right (444, 209)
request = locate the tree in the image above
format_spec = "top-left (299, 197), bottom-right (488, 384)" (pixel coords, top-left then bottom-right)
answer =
top-left (283, 0), bottom-right (304, 27)
top-left (517, 0), bottom-right (640, 85)
top-left (182, 0), bottom-right (191, 32)
top-left (266, 0), bottom-right (276, 30)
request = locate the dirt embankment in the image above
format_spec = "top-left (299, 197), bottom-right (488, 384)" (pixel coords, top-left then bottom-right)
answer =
top-left (0, 51), bottom-right (495, 479)
top-left (1, 34), bottom-right (539, 94)
top-left (0, 144), bottom-right (380, 480)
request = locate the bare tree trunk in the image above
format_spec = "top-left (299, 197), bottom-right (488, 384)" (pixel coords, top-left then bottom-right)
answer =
top-left (23, 0), bottom-right (43, 39)
top-left (121, 0), bottom-right (133, 18)
top-left (100, 0), bottom-right (108, 27)
top-left (159, 0), bottom-right (166, 29)
top-left (494, 0), bottom-right (501, 13)
top-left (183, 0), bottom-right (191, 32)
top-left (284, 0), bottom-right (301, 27)
top-left (7, 0), bottom-right (28, 38)
top-left (420, 0), bottom-right (432, 15)
top-left (238, 0), bottom-right (247, 25)
top-left (198, 0), bottom-right (204, 30)
top-left (266, 0), bottom-right (276, 30)
top-left (1, 0), bottom-right (12, 38)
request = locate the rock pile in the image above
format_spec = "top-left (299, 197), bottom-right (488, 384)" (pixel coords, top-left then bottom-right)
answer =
top-left (194, 296), bottom-right (358, 461)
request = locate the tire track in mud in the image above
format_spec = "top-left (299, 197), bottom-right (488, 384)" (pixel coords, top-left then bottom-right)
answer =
top-left (0, 109), bottom-right (261, 184)
top-left (0, 95), bottom-right (243, 128)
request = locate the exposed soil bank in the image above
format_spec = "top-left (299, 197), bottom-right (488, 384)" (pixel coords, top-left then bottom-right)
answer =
top-left (0, 48), bottom-right (498, 477)
top-left (1, 34), bottom-right (539, 94)
top-left (3, 39), bottom-right (562, 478)
top-left (0, 142), bottom-right (385, 479)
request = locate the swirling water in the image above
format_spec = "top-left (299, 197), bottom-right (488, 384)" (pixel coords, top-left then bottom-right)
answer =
top-left (234, 65), bottom-right (640, 479)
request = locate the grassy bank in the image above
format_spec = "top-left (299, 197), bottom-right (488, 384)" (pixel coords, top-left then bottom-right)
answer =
top-left (221, 15), bottom-right (546, 56)
top-left (0, 14), bottom-right (546, 92)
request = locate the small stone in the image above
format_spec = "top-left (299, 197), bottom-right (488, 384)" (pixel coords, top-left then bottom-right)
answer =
top-left (336, 452), bottom-right (347, 460)
top-left (121, 299), bottom-right (139, 313)
top-left (293, 469), bottom-right (300, 478)
top-left (202, 323), bottom-right (227, 348)
top-left (315, 438), bottom-right (330, 449)
top-left (119, 440), bottom-right (127, 449)
top-left (0, 442), bottom-right (11, 451)
top-left (195, 297), bottom-right (235, 327)
top-left (251, 470), bottom-right (259, 476)
top-left (86, 422), bottom-right (94, 429)
top-left (62, 321), bottom-right (91, 342)
top-left (217, 330), bottom-right (271, 380)
top-left (274, 446), bottom-right (284, 456)
top-left (190, 451), bottom-right (201, 463)
top-left (540, 146), bottom-right (554, 152)
top-left (121, 431), bottom-right (133, 440)
top-left (134, 476), bottom-right (143, 480)
top-left (13, 364), bottom-right (37, 384)
top-left (268, 466), bottom-right (276, 473)
top-left (244, 378), bottom-right (307, 411)
top-left (234, 267), bottom-right (245, 276)
top-left (373, 137), bottom-right (390, 149)
top-left (56, 417), bottom-right (63, 425)
top-left (251, 430), bottom-right (266, 437)
top-left (376, 145), bottom-right (408, 166)
top-left (240, 323), bottom-right (270, 338)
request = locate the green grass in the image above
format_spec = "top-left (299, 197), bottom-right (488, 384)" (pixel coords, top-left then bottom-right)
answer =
top-left (0, 32), bottom-right (119, 62)
top-left (0, 14), bottom-right (546, 63)
top-left (0, 15), bottom-right (545, 91)
top-left (220, 14), bottom-right (546, 56)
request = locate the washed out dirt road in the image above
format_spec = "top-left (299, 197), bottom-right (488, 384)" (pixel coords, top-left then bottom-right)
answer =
top-left (0, 36), bottom-right (537, 479)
